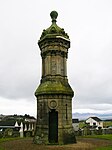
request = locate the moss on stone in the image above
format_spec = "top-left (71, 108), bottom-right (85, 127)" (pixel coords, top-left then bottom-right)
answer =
top-left (35, 81), bottom-right (74, 96)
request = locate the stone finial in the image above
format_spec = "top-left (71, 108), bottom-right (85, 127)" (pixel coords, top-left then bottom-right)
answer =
top-left (50, 11), bottom-right (58, 23)
top-left (39, 10), bottom-right (69, 40)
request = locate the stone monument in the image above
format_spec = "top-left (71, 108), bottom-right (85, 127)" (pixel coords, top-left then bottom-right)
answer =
top-left (34, 11), bottom-right (76, 144)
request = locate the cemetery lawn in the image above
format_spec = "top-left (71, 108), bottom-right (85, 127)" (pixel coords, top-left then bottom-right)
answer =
top-left (0, 137), bottom-right (21, 143)
top-left (82, 134), bottom-right (112, 140)
top-left (0, 135), bottom-right (112, 150)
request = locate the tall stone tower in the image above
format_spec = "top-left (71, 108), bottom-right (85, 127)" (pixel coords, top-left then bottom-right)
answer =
top-left (34, 11), bottom-right (76, 144)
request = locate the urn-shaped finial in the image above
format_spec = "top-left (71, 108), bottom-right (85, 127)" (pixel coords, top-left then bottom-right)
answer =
top-left (50, 11), bottom-right (58, 23)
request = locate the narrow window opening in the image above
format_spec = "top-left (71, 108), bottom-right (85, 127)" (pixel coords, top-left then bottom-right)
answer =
top-left (40, 104), bottom-right (42, 119)
top-left (66, 104), bottom-right (67, 119)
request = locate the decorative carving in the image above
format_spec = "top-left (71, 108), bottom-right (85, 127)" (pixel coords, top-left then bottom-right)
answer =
top-left (48, 99), bottom-right (58, 109)
top-left (50, 11), bottom-right (58, 23)
top-left (51, 57), bottom-right (56, 74)
top-left (50, 100), bottom-right (57, 108)
top-left (39, 11), bottom-right (69, 40)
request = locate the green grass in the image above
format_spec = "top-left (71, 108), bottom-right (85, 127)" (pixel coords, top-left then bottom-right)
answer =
top-left (79, 121), bottom-right (85, 128)
top-left (0, 137), bottom-right (24, 150)
top-left (96, 145), bottom-right (112, 150)
top-left (0, 135), bottom-right (112, 150)
top-left (83, 134), bottom-right (112, 150)
top-left (83, 134), bottom-right (112, 140)
top-left (0, 137), bottom-right (21, 143)
top-left (103, 121), bottom-right (112, 128)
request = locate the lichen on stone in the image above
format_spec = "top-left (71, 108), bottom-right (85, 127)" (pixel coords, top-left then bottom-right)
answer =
top-left (35, 80), bottom-right (74, 96)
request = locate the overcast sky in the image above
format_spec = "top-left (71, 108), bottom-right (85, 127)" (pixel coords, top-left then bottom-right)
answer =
top-left (0, 0), bottom-right (112, 117)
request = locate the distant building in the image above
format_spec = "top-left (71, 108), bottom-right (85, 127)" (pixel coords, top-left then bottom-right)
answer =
top-left (0, 114), bottom-right (36, 137)
top-left (25, 117), bottom-right (36, 122)
top-left (0, 120), bottom-right (20, 130)
top-left (0, 114), bottom-right (4, 121)
top-left (72, 119), bottom-right (79, 131)
top-left (86, 117), bottom-right (103, 129)
top-left (0, 120), bottom-right (35, 137)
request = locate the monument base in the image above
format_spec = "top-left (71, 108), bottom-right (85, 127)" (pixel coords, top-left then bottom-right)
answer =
top-left (33, 127), bottom-right (76, 145)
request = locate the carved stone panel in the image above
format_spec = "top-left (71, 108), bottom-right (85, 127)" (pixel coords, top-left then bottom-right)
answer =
top-left (48, 99), bottom-right (58, 109)
top-left (51, 56), bottom-right (56, 75)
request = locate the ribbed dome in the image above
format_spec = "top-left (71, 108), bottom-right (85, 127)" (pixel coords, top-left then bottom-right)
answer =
top-left (39, 11), bottom-right (69, 41)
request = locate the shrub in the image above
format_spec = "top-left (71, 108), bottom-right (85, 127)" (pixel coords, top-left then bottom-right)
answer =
top-left (63, 130), bottom-right (76, 144)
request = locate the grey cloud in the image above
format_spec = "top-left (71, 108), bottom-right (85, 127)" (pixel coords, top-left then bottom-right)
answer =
top-left (0, 0), bottom-right (112, 115)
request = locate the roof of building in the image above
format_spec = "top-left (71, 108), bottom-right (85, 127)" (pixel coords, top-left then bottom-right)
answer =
top-left (0, 120), bottom-right (16, 126)
top-left (0, 126), bottom-right (15, 129)
top-left (72, 119), bottom-right (79, 123)
top-left (88, 117), bottom-right (102, 122)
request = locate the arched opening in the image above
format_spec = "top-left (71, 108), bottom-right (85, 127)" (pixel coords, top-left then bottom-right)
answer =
top-left (48, 109), bottom-right (58, 143)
